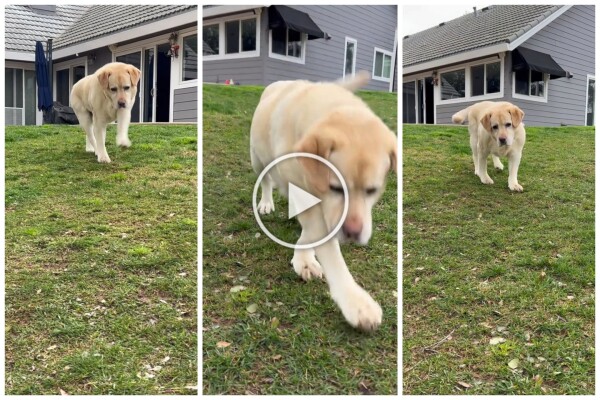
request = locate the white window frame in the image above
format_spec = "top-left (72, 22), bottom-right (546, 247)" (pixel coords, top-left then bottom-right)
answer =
top-left (53, 56), bottom-right (88, 106)
top-left (268, 28), bottom-right (307, 64)
top-left (436, 55), bottom-right (505, 105)
top-left (585, 74), bottom-right (595, 126)
top-left (512, 70), bottom-right (549, 103)
top-left (343, 37), bottom-right (357, 78)
top-left (180, 30), bottom-right (198, 84)
top-left (203, 12), bottom-right (261, 61)
top-left (372, 47), bottom-right (393, 82)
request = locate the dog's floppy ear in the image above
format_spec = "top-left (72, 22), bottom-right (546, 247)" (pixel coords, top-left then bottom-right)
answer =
top-left (509, 105), bottom-right (525, 127)
top-left (294, 129), bottom-right (338, 193)
top-left (480, 112), bottom-right (493, 133)
top-left (98, 70), bottom-right (111, 89)
top-left (128, 66), bottom-right (141, 87)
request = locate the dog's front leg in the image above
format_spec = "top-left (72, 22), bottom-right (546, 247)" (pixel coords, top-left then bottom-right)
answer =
top-left (476, 145), bottom-right (493, 184)
top-left (507, 151), bottom-right (523, 192)
top-left (316, 239), bottom-right (382, 331)
top-left (92, 118), bottom-right (111, 163)
top-left (116, 108), bottom-right (132, 148)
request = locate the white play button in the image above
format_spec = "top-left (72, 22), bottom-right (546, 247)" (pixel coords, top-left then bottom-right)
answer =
top-left (288, 183), bottom-right (321, 219)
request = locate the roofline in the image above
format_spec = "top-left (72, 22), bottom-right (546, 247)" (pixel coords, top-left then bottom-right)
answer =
top-left (53, 9), bottom-right (197, 59)
top-left (5, 51), bottom-right (35, 62)
top-left (203, 5), bottom-right (264, 19)
top-left (403, 5), bottom-right (572, 75)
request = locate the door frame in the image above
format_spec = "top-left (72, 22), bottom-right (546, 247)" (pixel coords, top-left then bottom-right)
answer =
top-left (585, 74), bottom-right (595, 126)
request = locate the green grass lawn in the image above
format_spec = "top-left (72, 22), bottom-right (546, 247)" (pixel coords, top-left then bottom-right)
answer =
top-left (203, 84), bottom-right (398, 395)
top-left (5, 124), bottom-right (197, 394)
top-left (403, 124), bottom-right (594, 395)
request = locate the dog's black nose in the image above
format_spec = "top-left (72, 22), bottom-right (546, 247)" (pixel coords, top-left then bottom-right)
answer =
top-left (118, 101), bottom-right (126, 108)
top-left (499, 138), bottom-right (507, 145)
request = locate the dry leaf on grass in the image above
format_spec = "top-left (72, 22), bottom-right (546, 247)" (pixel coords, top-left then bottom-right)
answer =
top-left (508, 358), bottom-right (519, 369)
top-left (230, 285), bottom-right (246, 293)
top-left (457, 381), bottom-right (471, 389)
top-left (216, 341), bottom-right (231, 348)
top-left (246, 303), bottom-right (258, 313)
top-left (489, 337), bottom-right (505, 345)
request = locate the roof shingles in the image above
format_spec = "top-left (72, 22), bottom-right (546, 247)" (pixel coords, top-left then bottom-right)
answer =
top-left (403, 5), bottom-right (560, 67)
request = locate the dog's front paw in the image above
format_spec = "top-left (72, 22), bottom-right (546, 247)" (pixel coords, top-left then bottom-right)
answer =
top-left (86, 145), bottom-right (96, 153)
top-left (509, 181), bottom-right (523, 192)
top-left (291, 252), bottom-right (323, 281)
top-left (479, 175), bottom-right (494, 185)
top-left (332, 285), bottom-right (382, 331)
top-left (257, 199), bottom-right (275, 214)
top-left (97, 154), bottom-right (111, 163)
top-left (117, 138), bottom-right (131, 148)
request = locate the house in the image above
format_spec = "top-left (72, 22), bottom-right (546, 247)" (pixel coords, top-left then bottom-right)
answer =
top-left (403, 5), bottom-right (595, 126)
top-left (202, 5), bottom-right (398, 92)
top-left (5, 4), bottom-right (198, 126)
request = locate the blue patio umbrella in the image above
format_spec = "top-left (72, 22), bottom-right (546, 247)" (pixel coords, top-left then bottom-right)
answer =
top-left (35, 41), bottom-right (52, 111)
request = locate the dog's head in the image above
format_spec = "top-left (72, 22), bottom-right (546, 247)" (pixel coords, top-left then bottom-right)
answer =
top-left (480, 103), bottom-right (524, 147)
top-left (294, 109), bottom-right (397, 245)
top-left (97, 62), bottom-right (141, 110)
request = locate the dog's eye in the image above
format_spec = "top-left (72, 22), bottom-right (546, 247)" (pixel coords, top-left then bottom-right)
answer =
top-left (492, 124), bottom-right (498, 130)
top-left (366, 187), bottom-right (378, 195)
top-left (110, 87), bottom-right (117, 92)
top-left (505, 123), bottom-right (512, 128)
top-left (329, 184), bottom-right (344, 194)
top-left (124, 86), bottom-right (130, 91)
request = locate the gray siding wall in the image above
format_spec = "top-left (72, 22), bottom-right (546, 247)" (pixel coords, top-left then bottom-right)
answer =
top-left (203, 5), bottom-right (397, 91)
top-left (436, 5), bottom-right (595, 126)
top-left (173, 86), bottom-right (198, 122)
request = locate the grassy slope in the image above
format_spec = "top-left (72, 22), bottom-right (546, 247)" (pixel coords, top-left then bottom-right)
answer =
top-left (403, 125), bottom-right (594, 395)
top-left (5, 124), bottom-right (197, 394)
top-left (202, 85), bottom-right (398, 395)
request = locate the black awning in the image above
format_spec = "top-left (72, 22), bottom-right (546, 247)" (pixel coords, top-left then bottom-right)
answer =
top-left (268, 5), bottom-right (326, 40)
top-left (513, 47), bottom-right (570, 79)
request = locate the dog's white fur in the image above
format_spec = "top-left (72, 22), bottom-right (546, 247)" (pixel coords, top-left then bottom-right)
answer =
top-left (452, 101), bottom-right (526, 192)
top-left (70, 62), bottom-right (141, 163)
top-left (250, 72), bottom-right (397, 331)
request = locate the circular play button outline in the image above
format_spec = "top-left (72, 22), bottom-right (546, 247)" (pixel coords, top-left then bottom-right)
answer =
top-left (252, 152), bottom-right (349, 249)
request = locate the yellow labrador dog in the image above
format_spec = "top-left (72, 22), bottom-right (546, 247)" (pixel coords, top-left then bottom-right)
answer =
top-left (70, 62), bottom-right (141, 163)
top-left (250, 72), bottom-right (397, 331)
top-left (452, 101), bottom-right (526, 191)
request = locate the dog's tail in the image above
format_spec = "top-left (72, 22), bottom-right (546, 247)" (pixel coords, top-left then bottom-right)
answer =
top-left (336, 70), bottom-right (370, 92)
top-left (452, 106), bottom-right (470, 125)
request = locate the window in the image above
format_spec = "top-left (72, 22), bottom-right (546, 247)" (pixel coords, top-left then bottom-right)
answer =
top-left (56, 69), bottom-right (70, 106)
top-left (514, 69), bottom-right (548, 101)
top-left (441, 69), bottom-right (465, 100)
top-left (203, 24), bottom-right (219, 56)
top-left (6, 67), bottom-right (37, 125)
top-left (471, 61), bottom-right (501, 97)
top-left (373, 48), bottom-right (392, 81)
top-left (344, 37), bottom-right (357, 77)
top-left (182, 34), bottom-right (198, 81)
top-left (270, 27), bottom-right (305, 62)
top-left (203, 16), bottom-right (259, 59)
top-left (403, 81), bottom-right (416, 123)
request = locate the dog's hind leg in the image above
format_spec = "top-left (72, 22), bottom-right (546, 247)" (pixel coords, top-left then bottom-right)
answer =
top-left (251, 148), bottom-right (275, 214)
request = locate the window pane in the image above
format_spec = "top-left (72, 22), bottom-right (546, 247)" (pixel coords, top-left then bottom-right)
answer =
top-left (471, 64), bottom-right (484, 96)
top-left (441, 69), bottom-right (465, 100)
top-left (183, 34), bottom-right (198, 81)
top-left (374, 52), bottom-right (383, 77)
top-left (56, 68), bottom-right (69, 106)
top-left (25, 70), bottom-right (36, 125)
top-left (6, 68), bottom-right (15, 107)
top-left (241, 19), bottom-right (256, 52)
top-left (15, 68), bottom-right (23, 108)
top-left (382, 54), bottom-right (391, 78)
top-left (345, 41), bottom-right (355, 75)
top-left (73, 66), bottom-right (85, 85)
top-left (225, 20), bottom-right (239, 54)
top-left (530, 70), bottom-right (544, 97)
top-left (515, 69), bottom-right (529, 95)
top-left (272, 27), bottom-right (286, 55)
top-left (203, 24), bottom-right (219, 55)
top-left (287, 29), bottom-right (301, 58)
top-left (403, 81), bottom-right (416, 123)
top-left (486, 62), bottom-right (501, 94)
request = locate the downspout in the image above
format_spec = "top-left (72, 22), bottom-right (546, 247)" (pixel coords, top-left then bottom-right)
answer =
top-left (389, 28), bottom-right (397, 93)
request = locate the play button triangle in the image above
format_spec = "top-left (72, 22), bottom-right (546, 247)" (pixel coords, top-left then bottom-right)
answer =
top-left (288, 183), bottom-right (321, 219)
